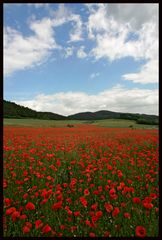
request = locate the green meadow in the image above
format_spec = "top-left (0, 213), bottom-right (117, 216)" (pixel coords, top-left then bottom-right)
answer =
top-left (3, 118), bottom-right (158, 129)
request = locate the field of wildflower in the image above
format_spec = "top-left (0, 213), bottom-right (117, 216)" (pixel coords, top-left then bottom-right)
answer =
top-left (3, 125), bottom-right (159, 237)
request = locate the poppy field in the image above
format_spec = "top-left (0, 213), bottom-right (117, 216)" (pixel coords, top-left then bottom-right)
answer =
top-left (3, 125), bottom-right (159, 237)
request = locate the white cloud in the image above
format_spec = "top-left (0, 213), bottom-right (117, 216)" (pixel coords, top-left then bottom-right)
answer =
top-left (27, 3), bottom-right (50, 9)
top-left (90, 72), bottom-right (100, 79)
top-left (4, 4), bottom-right (84, 76)
top-left (106, 4), bottom-right (158, 31)
top-left (4, 18), bottom-right (60, 76)
top-left (52, 4), bottom-right (83, 42)
top-left (4, 3), bottom-right (158, 85)
top-left (123, 59), bottom-right (158, 84)
top-left (52, 4), bottom-right (69, 27)
top-left (69, 14), bottom-right (83, 42)
top-left (64, 47), bottom-right (74, 58)
top-left (86, 4), bottom-right (159, 84)
top-left (77, 46), bottom-right (87, 58)
top-left (14, 86), bottom-right (158, 116)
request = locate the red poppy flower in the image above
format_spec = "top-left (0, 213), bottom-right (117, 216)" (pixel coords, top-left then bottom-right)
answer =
top-left (98, 186), bottom-right (102, 192)
top-left (132, 197), bottom-right (141, 204)
top-left (71, 226), bottom-right (77, 232)
top-left (67, 209), bottom-right (73, 216)
top-left (63, 183), bottom-right (68, 188)
top-left (35, 219), bottom-right (43, 229)
top-left (25, 202), bottom-right (35, 210)
top-left (20, 214), bottom-right (27, 220)
top-left (143, 197), bottom-right (152, 203)
top-left (85, 219), bottom-right (92, 227)
top-left (80, 196), bottom-right (88, 207)
top-left (112, 207), bottom-right (120, 217)
top-left (11, 211), bottom-right (20, 221)
top-left (47, 175), bottom-right (52, 181)
top-left (6, 207), bottom-right (16, 215)
top-left (95, 210), bottom-right (103, 218)
top-left (124, 212), bottom-right (131, 219)
top-left (143, 202), bottom-right (153, 209)
top-left (84, 189), bottom-right (90, 196)
top-left (25, 222), bottom-right (32, 229)
top-left (3, 180), bottom-right (8, 189)
top-left (121, 202), bottom-right (126, 208)
top-left (107, 165), bottom-right (113, 170)
top-left (35, 192), bottom-right (39, 197)
top-left (110, 193), bottom-right (118, 200)
top-left (155, 208), bottom-right (159, 213)
top-left (127, 179), bottom-right (133, 184)
top-left (56, 194), bottom-right (63, 201)
top-left (4, 198), bottom-right (12, 207)
top-left (104, 203), bottom-right (113, 213)
top-left (52, 201), bottom-right (62, 210)
top-left (40, 199), bottom-right (48, 205)
top-left (109, 188), bottom-right (116, 195)
top-left (42, 224), bottom-right (52, 234)
top-left (23, 170), bottom-right (28, 176)
top-left (74, 211), bottom-right (80, 217)
top-left (89, 232), bottom-right (95, 237)
top-left (23, 225), bottom-right (30, 234)
top-left (100, 195), bottom-right (105, 200)
top-left (135, 226), bottom-right (146, 237)
top-left (91, 203), bottom-right (98, 211)
top-left (66, 197), bottom-right (72, 204)
top-left (92, 215), bottom-right (98, 223)
top-left (150, 193), bottom-right (157, 200)
top-left (60, 224), bottom-right (66, 230)
top-left (93, 190), bottom-right (99, 195)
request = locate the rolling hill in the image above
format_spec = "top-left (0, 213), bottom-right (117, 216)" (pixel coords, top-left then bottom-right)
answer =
top-left (3, 100), bottom-right (159, 125)
top-left (3, 100), bottom-right (66, 120)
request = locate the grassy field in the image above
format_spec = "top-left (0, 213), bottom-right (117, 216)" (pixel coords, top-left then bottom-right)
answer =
top-left (3, 118), bottom-right (158, 129)
top-left (91, 119), bottom-right (158, 129)
top-left (3, 118), bottom-right (85, 128)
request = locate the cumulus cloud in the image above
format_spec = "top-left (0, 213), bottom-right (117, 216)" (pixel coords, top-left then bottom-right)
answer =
top-left (86, 4), bottom-right (159, 84)
top-left (52, 4), bottom-right (83, 42)
top-left (106, 4), bottom-right (158, 31)
top-left (14, 86), bottom-right (158, 116)
top-left (123, 59), bottom-right (158, 84)
top-left (64, 47), bottom-right (74, 58)
top-left (4, 4), bottom-right (83, 76)
top-left (4, 18), bottom-right (60, 76)
top-left (69, 14), bottom-right (83, 42)
top-left (77, 46), bottom-right (87, 58)
top-left (4, 3), bottom-right (158, 85)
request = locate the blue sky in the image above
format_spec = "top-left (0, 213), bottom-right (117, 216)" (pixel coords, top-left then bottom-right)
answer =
top-left (4, 3), bottom-right (159, 115)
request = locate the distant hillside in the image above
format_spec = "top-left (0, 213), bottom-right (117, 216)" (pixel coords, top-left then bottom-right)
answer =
top-left (68, 110), bottom-right (159, 125)
top-left (3, 100), bottom-right (158, 125)
top-left (3, 100), bottom-right (66, 120)
top-left (68, 110), bottom-right (120, 120)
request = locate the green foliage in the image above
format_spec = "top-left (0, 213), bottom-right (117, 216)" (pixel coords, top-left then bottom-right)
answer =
top-left (136, 118), bottom-right (159, 125)
top-left (3, 100), bottom-right (66, 120)
top-left (68, 111), bottom-right (158, 125)
top-left (3, 100), bottom-right (158, 125)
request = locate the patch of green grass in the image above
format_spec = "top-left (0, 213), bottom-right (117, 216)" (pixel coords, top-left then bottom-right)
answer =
top-left (3, 118), bottom-right (158, 129)
top-left (3, 118), bottom-right (85, 128)
top-left (92, 119), bottom-right (158, 129)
